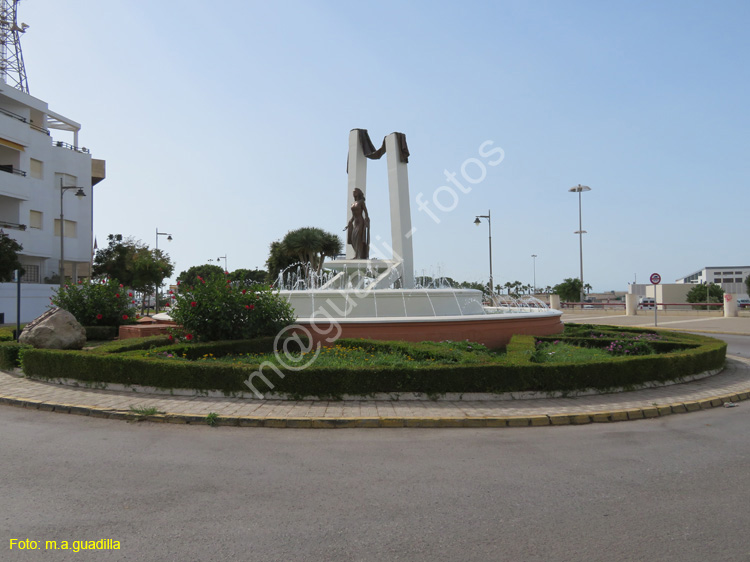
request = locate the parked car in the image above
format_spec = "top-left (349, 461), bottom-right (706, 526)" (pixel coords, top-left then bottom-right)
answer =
top-left (639, 297), bottom-right (655, 310)
top-left (737, 298), bottom-right (750, 309)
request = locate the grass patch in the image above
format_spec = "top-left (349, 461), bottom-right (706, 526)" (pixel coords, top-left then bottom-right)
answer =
top-left (530, 341), bottom-right (612, 364)
top-left (129, 405), bottom-right (162, 416)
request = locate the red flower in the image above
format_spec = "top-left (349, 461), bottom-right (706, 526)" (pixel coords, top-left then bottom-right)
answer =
top-left (168, 334), bottom-right (174, 341)
top-left (115, 294), bottom-right (120, 298)
top-left (248, 304), bottom-right (255, 310)
top-left (185, 334), bottom-right (193, 341)
top-left (177, 280), bottom-right (181, 286)
top-left (128, 292), bottom-right (133, 297)
top-left (241, 289), bottom-right (246, 294)
top-left (136, 314), bottom-right (140, 319)
top-left (225, 271), bottom-right (229, 275)
top-left (191, 301), bottom-right (197, 307)
top-left (122, 314), bottom-right (129, 320)
top-left (168, 290), bottom-right (173, 294)
top-left (96, 314), bottom-right (103, 320)
top-left (119, 284), bottom-right (124, 288)
top-left (165, 302), bottom-right (171, 307)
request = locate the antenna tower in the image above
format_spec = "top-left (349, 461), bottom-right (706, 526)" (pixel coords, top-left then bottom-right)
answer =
top-left (0, 0), bottom-right (28, 92)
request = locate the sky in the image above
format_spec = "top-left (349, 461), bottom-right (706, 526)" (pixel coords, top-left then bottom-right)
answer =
top-left (15, 0), bottom-right (750, 292)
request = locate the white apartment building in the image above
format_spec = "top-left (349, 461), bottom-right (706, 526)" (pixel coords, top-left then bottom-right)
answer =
top-left (0, 84), bottom-right (104, 321)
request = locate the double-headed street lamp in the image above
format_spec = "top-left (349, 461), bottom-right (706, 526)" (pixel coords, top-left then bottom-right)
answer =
top-left (531, 254), bottom-right (537, 295)
top-left (59, 178), bottom-right (86, 288)
top-left (155, 228), bottom-right (172, 313)
top-left (568, 184), bottom-right (591, 303)
top-left (474, 210), bottom-right (493, 300)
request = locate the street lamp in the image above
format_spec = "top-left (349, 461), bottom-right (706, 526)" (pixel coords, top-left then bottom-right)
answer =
top-left (59, 178), bottom-right (86, 288)
top-left (210, 255), bottom-right (228, 273)
top-left (568, 184), bottom-right (591, 303)
top-left (531, 254), bottom-right (537, 295)
top-left (155, 228), bottom-right (172, 313)
top-left (474, 210), bottom-right (493, 301)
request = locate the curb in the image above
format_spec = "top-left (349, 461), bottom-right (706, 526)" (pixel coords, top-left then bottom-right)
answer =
top-left (1, 390), bottom-right (747, 428)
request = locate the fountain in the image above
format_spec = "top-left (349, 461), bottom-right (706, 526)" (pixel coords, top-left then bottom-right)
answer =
top-left (278, 129), bottom-right (562, 348)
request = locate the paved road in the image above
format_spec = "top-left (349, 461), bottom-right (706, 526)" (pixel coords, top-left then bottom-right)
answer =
top-left (1, 366), bottom-right (749, 560)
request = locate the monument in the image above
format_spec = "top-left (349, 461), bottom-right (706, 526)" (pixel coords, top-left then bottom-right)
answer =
top-left (279, 129), bottom-right (563, 347)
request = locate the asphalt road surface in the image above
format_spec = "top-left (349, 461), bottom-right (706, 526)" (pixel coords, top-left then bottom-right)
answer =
top-left (1, 334), bottom-right (749, 562)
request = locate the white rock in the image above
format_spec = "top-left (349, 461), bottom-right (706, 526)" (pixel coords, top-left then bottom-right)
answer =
top-left (19, 308), bottom-right (87, 350)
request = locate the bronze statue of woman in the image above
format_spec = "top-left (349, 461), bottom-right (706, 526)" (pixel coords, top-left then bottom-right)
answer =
top-left (346, 188), bottom-right (370, 259)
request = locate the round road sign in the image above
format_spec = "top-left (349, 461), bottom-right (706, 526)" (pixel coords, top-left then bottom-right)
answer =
top-left (650, 273), bottom-right (661, 285)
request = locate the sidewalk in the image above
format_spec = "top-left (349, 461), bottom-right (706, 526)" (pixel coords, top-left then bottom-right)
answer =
top-left (1, 355), bottom-right (749, 428)
top-left (561, 310), bottom-right (750, 336)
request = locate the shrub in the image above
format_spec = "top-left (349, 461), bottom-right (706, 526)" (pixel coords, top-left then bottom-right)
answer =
top-left (0, 341), bottom-right (24, 369)
top-left (84, 326), bottom-right (119, 341)
top-left (168, 276), bottom-right (295, 342)
top-left (51, 278), bottom-right (137, 326)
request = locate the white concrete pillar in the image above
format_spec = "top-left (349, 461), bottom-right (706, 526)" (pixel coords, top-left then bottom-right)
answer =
top-left (725, 294), bottom-right (738, 317)
top-left (385, 133), bottom-right (414, 289)
top-left (549, 294), bottom-right (561, 310)
top-left (346, 129), bottom-right (367, 259)
top-left (625, 293), bottom-right (638, 316)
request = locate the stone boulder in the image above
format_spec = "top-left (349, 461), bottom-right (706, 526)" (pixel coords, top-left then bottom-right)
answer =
top-left (19, 308), bottom-right (86, 350)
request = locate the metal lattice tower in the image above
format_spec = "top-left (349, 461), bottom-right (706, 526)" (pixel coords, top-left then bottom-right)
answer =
top-left (0, 0), bottom-right (28, 93)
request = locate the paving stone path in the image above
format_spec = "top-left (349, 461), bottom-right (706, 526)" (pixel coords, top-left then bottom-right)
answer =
top-left (1, 356), bottom-right (749, 428)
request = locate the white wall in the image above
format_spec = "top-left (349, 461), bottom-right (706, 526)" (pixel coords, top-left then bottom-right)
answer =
top-left (0, 282), bottom-right (55, 323)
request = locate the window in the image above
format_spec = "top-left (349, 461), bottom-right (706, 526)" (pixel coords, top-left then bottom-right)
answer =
top-left (20, 265), bottom-right (40, 283)
top-left (53, 219), bottom-right (77, 238)
top-left (30, 158), bottom-right (43, 179)
top-left (29, 210), bottom-right (42, 229)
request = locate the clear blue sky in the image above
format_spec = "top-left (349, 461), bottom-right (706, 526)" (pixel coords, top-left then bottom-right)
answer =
top-left (18, 0), bottom-right (750, 291)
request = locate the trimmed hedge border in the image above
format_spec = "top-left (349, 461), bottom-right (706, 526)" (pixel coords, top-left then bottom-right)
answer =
top-left (16, 326), bottom-right (727, 399)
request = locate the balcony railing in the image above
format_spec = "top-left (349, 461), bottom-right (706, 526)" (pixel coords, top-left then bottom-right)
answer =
top-left (0, 164), bottom-right (26, 176)
top-left (0, 221), bottom-right (27, 231)
top-left (52, 140), bottom-right (89, 154)
top-left (0, 106), bottom-right (51, 135)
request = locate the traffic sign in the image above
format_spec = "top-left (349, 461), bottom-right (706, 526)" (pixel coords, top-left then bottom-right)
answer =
top-left (650, 273), bottom-right (661, 285)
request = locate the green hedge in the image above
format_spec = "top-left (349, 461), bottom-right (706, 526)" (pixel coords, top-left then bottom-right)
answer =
top-left (84, 326), bottom-right (119, 341)
top-left (0, 341), bottom-right (24, 369)
top-left (17, 331), bottom-right (727, 398)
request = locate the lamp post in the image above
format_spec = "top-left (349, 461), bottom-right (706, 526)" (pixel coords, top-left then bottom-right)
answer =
top-left (531, 254), bottom-right (537, 295)
top-left (568, 184), bottom-right (591, 303)
top-left (210, 255), bottom-right (228, 273)
top-left (474, 210), bottom-right (493, 300)
top-left (155, 228), bottom-right (172, 313)
top-left (59, 178), bottom-right (86, 288)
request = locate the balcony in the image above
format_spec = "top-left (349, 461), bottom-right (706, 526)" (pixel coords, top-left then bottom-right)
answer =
top-left (0, 105), bottom-right (49, 136)
top-left (0, 172), bottom-right (29, 200)
top-left (52, 140), bottom-right (89, 154)
top-left (0, 164), bottom-right (26, 177)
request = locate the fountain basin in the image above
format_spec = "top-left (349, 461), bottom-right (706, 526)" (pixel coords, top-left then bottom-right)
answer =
top-left (281, 288), bottom-right (563, 348)
top-left (294, 310), bottom-right (563, 349)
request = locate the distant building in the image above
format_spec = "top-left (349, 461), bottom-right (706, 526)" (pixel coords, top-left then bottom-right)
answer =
top-left (0, 85), bottom-right (105, 321)
top-left (676, 266), bottom-right (750, 296)
top-left (626, 266), bottom-right (750, 307)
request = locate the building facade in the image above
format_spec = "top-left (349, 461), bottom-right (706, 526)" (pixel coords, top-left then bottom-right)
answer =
top-left (676, 266), bottom-right (750, 297)
top-left (0, 84), bottom-right (104, 321)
